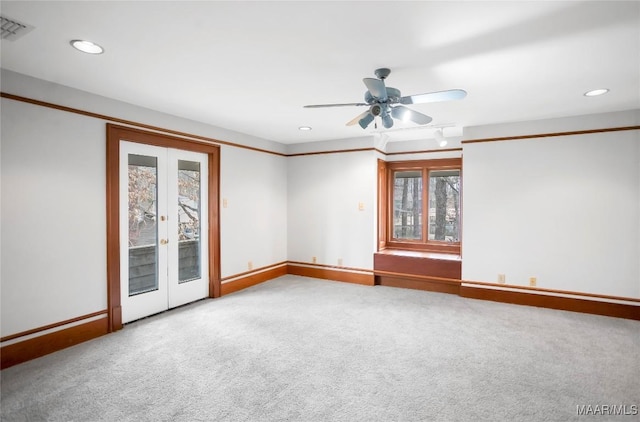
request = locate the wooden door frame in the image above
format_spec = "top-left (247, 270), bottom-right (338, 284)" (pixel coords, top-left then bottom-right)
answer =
top-left (106, 124), bottom-right (221, 332)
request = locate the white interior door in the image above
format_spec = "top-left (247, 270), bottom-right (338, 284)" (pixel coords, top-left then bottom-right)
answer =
top-left (167, 148), bottom-right (209, 309)
top-left (120, 141), bottom-right (209, 323)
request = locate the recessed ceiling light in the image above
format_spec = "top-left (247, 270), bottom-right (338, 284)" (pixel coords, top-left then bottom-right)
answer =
top-left (584, 88), bottom-right (609, 97)
top-left (298, 126), bottom-right (312, 131)
top-left (70, 39), bottom-right (104, 54)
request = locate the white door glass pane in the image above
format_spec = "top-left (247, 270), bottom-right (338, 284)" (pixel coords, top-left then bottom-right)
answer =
top-left (167, 149), bottom-right (209, 309)
top-left (128, 154), bottom-right (158, 296)
top-left (177, 160), bottom-right (201, 283)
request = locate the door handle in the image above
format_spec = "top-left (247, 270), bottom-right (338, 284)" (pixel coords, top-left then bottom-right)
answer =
top-left (160, 239), bottom-right (169, 245)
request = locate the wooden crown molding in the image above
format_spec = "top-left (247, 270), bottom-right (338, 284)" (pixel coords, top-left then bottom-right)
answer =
top-left (461, 126), bottom-right (640, 144)
top-left (8, 93), bottom-right (634, 158)
top-left (0, 92), bottom-right (286, 157)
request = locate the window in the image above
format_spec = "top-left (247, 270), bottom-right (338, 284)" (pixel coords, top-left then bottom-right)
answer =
top-left (393, 170), bottom-right (422, 240)
top-left (382, 158), bottom-right (461, 253)
top-left (428, 169), bottom-right (460, 242)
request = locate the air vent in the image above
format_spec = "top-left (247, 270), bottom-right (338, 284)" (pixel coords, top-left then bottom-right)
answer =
top-left (1, 15), bottom-right (34, 41)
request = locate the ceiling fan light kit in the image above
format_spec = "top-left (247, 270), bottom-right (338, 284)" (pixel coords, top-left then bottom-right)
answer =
top-left (358, 113), bottom-right (374, 129)
top-left (304, 68), bottom-right (466, 130)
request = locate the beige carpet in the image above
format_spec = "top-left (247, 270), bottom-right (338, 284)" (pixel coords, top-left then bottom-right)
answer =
top-left (2, 275), bottom-right (638, 421)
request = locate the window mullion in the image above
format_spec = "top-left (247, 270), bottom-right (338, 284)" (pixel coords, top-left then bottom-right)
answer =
top-left (387, 165), bottom-right (394, 244)
top-left (422, 167), bottom-right (429, 242)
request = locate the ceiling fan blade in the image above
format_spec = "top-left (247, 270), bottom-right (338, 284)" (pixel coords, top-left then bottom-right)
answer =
top-left (346, 110), bottom-right (371, 126)
top-left (304, 102), bottom-right (368, 108)
top-left (400, 89), bottom-right (467, 105)
top-left (363, 78), bottom-right (388, 101)
top-left (391, 105), bottom-right (433, 125)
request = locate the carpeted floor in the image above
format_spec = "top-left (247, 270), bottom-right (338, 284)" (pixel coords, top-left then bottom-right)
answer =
top-left (1, 275), bottom-right (639, 421)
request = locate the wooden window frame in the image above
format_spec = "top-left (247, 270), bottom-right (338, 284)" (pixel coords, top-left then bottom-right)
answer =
top-left (380, 158), bottom-right (462, 255)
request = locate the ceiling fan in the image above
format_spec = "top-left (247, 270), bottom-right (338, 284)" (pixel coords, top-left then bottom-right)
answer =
top-left (304, 68), bottom-right (466, 129)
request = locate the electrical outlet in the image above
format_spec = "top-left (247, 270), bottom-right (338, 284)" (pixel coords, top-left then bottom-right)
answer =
top-left (498, 274), bottom-right (506, 284)
top-left (338, 258), bottom-right (343, 266)
top-left (223, 198), bottom-right (228, 208)
top-left (529, 277), bottom-right (537, 287)
top-left (248, 261), bottom-right (253, 270)
top-left (312, 256), bottom-right (317, 264)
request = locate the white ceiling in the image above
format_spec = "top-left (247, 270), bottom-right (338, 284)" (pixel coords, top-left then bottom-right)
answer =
top-left (1, 1), bottom-right (638, 145)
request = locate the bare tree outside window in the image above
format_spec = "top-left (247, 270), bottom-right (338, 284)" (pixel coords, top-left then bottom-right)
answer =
top-left (428, 170), bottom-right (460, 242)
top-left (177, 160), bottom-right (201, 282)
top-left (127, 154), bottom-right (158, 295)
top-left (128, 156), bottom-right (158, 248)
top-left (393, 170), bottom-right (422, 239)
top-left (177, 161), bottom-right (201, 241)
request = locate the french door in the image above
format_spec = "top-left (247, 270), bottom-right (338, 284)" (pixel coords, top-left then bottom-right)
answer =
top-left (119, 141), bottom-right (209, 323)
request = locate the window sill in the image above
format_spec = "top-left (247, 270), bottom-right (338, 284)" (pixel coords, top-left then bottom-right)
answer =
top-left (376, 248), bottom-right (461, 262)
top-left (384, 240), bottom-right (460, 255)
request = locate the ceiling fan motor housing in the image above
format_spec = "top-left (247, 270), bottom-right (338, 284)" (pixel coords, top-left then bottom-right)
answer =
top-left (374, 68), bottom-right (391, 80)
top-left (365, 87), bottom-right (401, 105)
top-left (370, 104), bottom-right (382, 116)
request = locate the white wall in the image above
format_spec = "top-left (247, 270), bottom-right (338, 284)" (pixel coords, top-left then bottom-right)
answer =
top-left (220, 146), bottom-right (287, 277)
top-left (1, 96), bottom-right (108, 336)
top-left (462, 130), bottom-right (640, 297)
top-left (287, 151), bottom-right (377, 269)
top-left (0, 72), bottom-right (287, 337)
top-left (2, 69), bottom-right (638, 340)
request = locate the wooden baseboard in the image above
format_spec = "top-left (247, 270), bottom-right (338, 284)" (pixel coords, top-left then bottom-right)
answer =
top-left (221, 262), bottom-right (375, 294)
top-left (375, 273), bottom-right (460, 295)
top-left (1, 317), bottom-right (109, 369)
top-left (288, 263), bottom-right (375, 286)
top-left (460, 285), bottom-right (640, 321)
top-left (4, 265), bottom-right (636, 371)
top-left (374, 269), bottom-right (638, 321)
top-left (221, 264), bottom-right (287, 295)
top-left (0, 263), bottom-right (288, 369)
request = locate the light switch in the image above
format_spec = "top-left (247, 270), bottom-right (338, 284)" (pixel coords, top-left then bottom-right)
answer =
top-left (358, 202), bottom-right (364, 211)
top-left (223, 198), bottom-right (228, 208)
